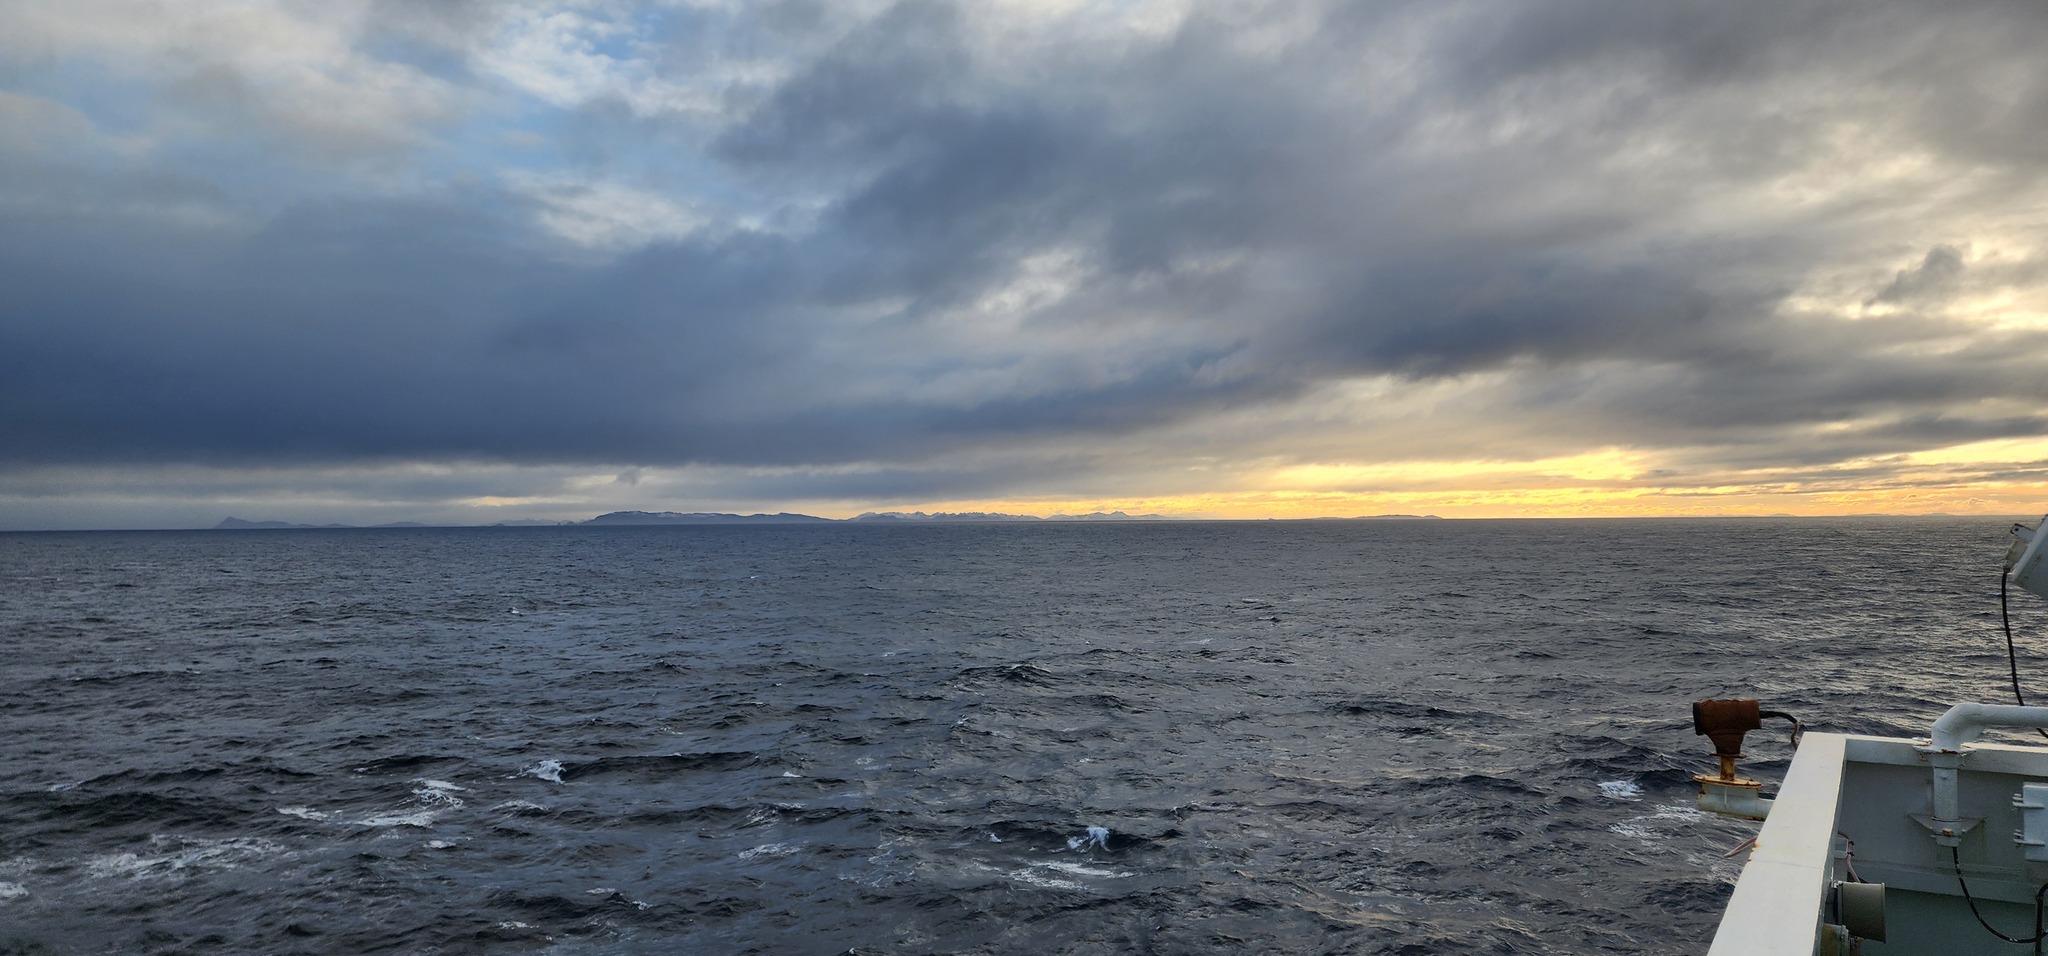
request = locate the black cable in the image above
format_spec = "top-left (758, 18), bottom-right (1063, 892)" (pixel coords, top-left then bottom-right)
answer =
top-left (2001, 570), bottom-right (2048, 741)
top-left (1759, 709), bottom-right (1803, 747)
top-left (2038, 881), bottom-right (2048, 956)
top-left (1941, 534), bottom-right (2048, 950)
top-left (1836, 831), bottom-right (1861, 885)
top-left (2010, 569), bottom-right (2026, 706)
top-left (1951, 843), bottom-right (2048, 947)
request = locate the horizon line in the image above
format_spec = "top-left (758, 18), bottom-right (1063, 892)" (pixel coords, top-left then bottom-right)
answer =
top-left (2, 510), bottom-right (2037, 533)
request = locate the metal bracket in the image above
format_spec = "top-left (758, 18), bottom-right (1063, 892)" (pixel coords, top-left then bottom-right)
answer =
top-left (2014, 782), bottom-right (2048, 862)
top-left (1910, 813), bottom-right (1984, 846)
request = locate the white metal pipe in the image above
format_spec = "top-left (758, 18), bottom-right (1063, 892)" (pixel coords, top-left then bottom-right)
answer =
top-left (1926, 703), bottom-right (2048, 835)
top-left (1929, 703), bottom-right (2048, 751)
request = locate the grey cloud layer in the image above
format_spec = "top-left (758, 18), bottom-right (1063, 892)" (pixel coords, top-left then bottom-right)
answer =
top-left (4, 0), bottom-right (2046, 505)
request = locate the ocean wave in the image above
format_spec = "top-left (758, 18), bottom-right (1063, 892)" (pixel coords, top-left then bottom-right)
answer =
top-left (4, 517), bottom-right (2000, 953)
top-left (83, 836), bottom-right (283, 881)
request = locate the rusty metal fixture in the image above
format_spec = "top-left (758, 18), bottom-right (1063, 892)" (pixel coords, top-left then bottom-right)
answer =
top-left (1694, 698), bottom-right (1763, 782)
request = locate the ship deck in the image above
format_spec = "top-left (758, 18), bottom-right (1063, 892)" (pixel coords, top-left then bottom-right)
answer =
top-left (1709, 731), bottom-right (2048, 955)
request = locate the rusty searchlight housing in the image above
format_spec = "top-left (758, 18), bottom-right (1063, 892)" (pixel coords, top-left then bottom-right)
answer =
top-left (1692, 698), bottom-right (1801, 821)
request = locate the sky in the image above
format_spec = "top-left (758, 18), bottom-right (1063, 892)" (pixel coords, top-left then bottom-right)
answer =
top-left (3, 0), bottom-right (2047, 529)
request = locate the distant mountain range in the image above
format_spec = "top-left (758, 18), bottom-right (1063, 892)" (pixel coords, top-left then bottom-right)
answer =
top-left (849, 510), bottom-right (1171, 522)
top-left (214, 517), bottom-right (363, 530)
top-left (582, 511), bottom-right (836, 525)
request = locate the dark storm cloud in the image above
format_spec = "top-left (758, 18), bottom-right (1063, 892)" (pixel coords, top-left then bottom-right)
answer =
top-left (1869, 246), bottom-right (1966, 307)
top-left (1292, 255), bottom-right (1721, 378)
top-left (3, 0), bottom-right (2047, 506)
top-left (0, 175), bottom-right (1266, 468)
top-left (1438, 0), bottom-right (2048, 164)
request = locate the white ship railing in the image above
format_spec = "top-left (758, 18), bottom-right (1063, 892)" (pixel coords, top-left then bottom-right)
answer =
top-left (1704, 733), bottom-right (1845, 956)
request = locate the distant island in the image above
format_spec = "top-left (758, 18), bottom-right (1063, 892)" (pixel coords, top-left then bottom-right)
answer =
top-left (582, 511), bottom-right (836, 525)
top-left (214, 517), bottom-right (358, 530)
top-left (851, 510), bottom-right (1169, 522)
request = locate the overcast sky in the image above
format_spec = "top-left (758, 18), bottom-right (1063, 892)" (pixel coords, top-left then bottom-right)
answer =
top-left (3, 0), bottom-right (2046, 528)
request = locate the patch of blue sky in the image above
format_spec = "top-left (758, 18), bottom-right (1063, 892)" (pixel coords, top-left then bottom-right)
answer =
top-left (424, 95), bottom-right (561, 170)
top-left (580, 13), bottom-right (655, 65)
top-left (7, 65), bottom-right (367, 216)
top-left (430, 100), bottom-right (806, 240)
top-left (635, 3), bottom-right (759, 61)
top-left (356, 31), bottom-right (475, 88)
top-left (5, 61), bottom-right (152, 153)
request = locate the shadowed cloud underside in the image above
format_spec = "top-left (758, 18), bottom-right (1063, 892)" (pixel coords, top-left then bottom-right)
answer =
top-left (3, 1), bottom-right (2047, 528)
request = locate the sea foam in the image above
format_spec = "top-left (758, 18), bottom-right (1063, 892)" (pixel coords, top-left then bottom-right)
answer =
top-left (1598, 779), bottom-right (1644, 800)
top-left (84, 837), bottom-right (282, 881)
top-left (1067, 826), bottom-right (1112, 851)
top-left (522, 759), bottom-right (565, 783)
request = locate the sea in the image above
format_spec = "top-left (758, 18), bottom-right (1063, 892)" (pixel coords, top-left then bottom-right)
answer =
top-left (0, 517), bottom-right (2033, 954)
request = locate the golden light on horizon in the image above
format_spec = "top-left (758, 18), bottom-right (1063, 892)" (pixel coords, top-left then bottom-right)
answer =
top-left (881, 438), bottom-right (2048, 521)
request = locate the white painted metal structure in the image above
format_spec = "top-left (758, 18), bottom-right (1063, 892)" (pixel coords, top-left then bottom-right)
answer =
top-left (1706, 734), bottom-right (1844, 954)
top-left (1707, 723), bottom-right (2048, 955)
top-left (1702, 516), bottom-right (2048, 954)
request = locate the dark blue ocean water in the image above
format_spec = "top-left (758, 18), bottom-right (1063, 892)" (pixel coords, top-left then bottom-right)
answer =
top-left (0, 518), bottom-right (2030, 954)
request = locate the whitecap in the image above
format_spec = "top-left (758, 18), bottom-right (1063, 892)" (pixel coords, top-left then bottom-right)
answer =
top-left (351, 778), bottom-right (467, 827)
top-left (84, 837), bottom-right (282, 881)
top-left (522, 759), bottom-right (565, 783)
top-left (1031, 860), bottom-right (1132, 879)
top-left (0, 882), bottom-right (26, 902)
top-left (1006, 868), bottom-right (1085, 890)
top-left (738, 842), bottom-right (802, 861)
top-left (1598, 780), bottom-right (1644, 800)
top-left (1610, 802), bottom-right (1707, 843)
top-left (1610, 822), bottom-right (1659, 841)
top-left (413, 780), bottom-right (467, 807)
top-left (1066, 825), bottom-right (1111, 851)
top-left (277, 806), bottom-right (331, 821)
top-left (358, 811), bottom-right (440, 828)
